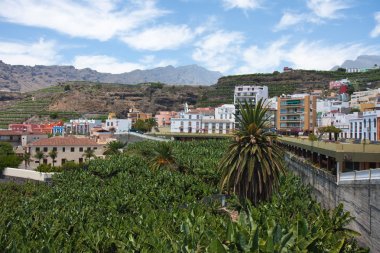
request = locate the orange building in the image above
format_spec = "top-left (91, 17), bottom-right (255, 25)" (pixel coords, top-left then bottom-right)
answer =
top-left (127, 109), bottom-right (153, 124)
top-left (155, 111), bottom-right (178, 127)
top-left (277, 94), bottom-right (317, 135)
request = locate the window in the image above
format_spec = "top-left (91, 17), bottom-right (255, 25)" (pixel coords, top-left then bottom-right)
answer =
top-left (374, 120), bottom-right (376, 127)
top-left (36, 147), bottom-right (40, 152)
top-left (53, 147), bottom-right (57, 151)
top-left (94, 147), bottom-right (97, 150)
top-left (87, 147), bottom-right (91, 151)
top-left (62, 147), bottom-right (65, 152)
top-left (43, 147), bottom-right (48, 152)
top-left (79, 147), bottom-right (83, 152)
top-left (71, 147), bottom-right (75, 152)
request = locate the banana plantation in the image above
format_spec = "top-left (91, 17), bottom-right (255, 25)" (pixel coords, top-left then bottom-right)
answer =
top-left (0, 139), bottom-right (367, 252)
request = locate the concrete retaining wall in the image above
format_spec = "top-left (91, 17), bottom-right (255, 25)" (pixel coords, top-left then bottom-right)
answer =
top-left (1, 168), bottom-right (54, 183)
top-left (285, 154), bottom-right (380, 252)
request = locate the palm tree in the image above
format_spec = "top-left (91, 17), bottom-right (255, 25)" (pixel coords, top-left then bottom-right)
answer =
top-left (22, 152), bottom-right (31, 169)
top-left (48, 150), bottom-right (58, 167)
top-left (103, 141), bottom-right (127, 155)
top-left (83, 148), bottom-right (96, 161)
top-left (34, 151), bottom-right (45, 164)
top-left (149, 142), bottom-right (177, 171)
top-left (219, 99), bottom-right (285, 205)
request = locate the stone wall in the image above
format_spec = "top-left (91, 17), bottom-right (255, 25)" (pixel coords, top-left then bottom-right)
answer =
top-left (285, 154), bottom-right (380, 252)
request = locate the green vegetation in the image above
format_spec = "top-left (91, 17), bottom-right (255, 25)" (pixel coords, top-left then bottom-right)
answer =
top-left (197, 69), bottom-right (380, 107)
top-left (219, 100), bottom-right (284, 204)
top-left (133, 118), bottom-right (157, 133)
top-left (0, 142), bottom-right (21, 172)
top-left (318, 125), bottom-right (342, 141)
top-left (0, 96), bottom-right (79, 129)
top-left (103, 140), bottom-right (127, 155)
top-left (0, 140), bottom-right (366, 251)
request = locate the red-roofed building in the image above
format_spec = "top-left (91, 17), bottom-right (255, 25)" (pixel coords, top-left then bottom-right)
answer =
top-left (27, 136), bottom-right (104, 169)
top-left (9, 121), bottom-right (64, 134)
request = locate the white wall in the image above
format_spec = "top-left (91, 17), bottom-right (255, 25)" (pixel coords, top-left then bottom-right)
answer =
top-left (105, 119), bottom-right (132, 133)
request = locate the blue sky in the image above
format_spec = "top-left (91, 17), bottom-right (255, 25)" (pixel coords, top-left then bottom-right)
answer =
top-left (0, 0), bottom-right (379, 75)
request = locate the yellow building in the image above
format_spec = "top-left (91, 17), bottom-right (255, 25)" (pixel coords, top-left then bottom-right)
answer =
top-left (277, 94), bottom-right (317, 135)
top-left (127, 108), bottom-right (153, 124)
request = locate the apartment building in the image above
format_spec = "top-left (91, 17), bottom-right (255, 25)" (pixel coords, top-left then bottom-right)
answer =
top-left (277, 94), bottom-right (317, 134)
top-left (233, 85), bottom-right (268, 105)
top-left (350, 88), bottom-right (380, 109)
top-left (127, 109), bottom-right (153, 124)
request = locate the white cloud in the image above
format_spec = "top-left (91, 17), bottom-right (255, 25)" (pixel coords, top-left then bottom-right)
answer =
top-left (275, 0), bottom-right (350, 31)
top-left (370, 12), bottom-right (380, 38)
top-left (306, 0), bottom-right (349, 19)
top-left (235, 39), bottom-right (379, 74)
top-left (222, 0), bottom-right (262, 10)
top-left (192, 31), bottom-right (244, 73)
top-left (73, 55), bottom-right (178, 74)
top-left (237, 38), bottom-right (287, 73)
top-left (121, 25), bottom-right (196, 51)
top-left (286, 41), bottom-right (377, 70)
top-left (0, 0), bottom-right (166, 41)
top-left (274, 12), bottom-right (306, 31)
top-left (0, 38), bottom-right (59, 66)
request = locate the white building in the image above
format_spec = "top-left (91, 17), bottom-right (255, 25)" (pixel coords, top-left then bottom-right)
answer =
top-left (105, 119), bottom-right (132, 134)
top-left (234, 85), bottom-right (268, 105)
top-left (170, 104), bottom-right (235, 134)
top-left (350, 88), bottom-right (380, 108)
top-left (317, 99), bottom-right (349, 114)
top-left (349, 111), bottom-right (379, 141)
top-left (215, 104), bottom-right (235, 120)
top-left (319, 112), bottom-right (355, 139)
top-left (65, 119), bottom-right (102, 135)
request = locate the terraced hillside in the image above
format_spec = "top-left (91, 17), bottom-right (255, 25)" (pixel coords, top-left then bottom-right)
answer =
top-left (0, 86), bottom-right (80, 129)
top-left (198, 69), bottom-right (380, 106)
top-left (0, 82), bottom-right (205, 128)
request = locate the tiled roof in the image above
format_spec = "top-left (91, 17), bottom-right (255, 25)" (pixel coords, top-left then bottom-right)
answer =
top-left (28, 136), bottom-right (101, 146)
top-left (0, 130), bottom-right (23, 136)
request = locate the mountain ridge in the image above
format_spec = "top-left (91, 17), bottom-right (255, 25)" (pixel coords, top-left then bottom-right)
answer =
top-left (0, 61), bottom-right (223, 92)
top-left (331, 55), bottom-right (380, 70)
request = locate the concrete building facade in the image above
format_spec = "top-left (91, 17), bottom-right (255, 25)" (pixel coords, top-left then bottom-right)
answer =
top-left (27, 137), bottom-right (104, 169)
top-left (277, 94), bottom-right (317, 134)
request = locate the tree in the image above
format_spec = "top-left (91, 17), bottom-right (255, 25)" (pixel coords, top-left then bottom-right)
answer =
top-left (48, 150), bottom-right (58, 167)
top-left (150, 142), bottom-right (177, 171)
top-left (83, 149), bottom-right (96, 161)
top-left (22, 152), bottom-right (31, 169)
top-left (103, 141), bottom-right (127, 155)
top-left (133, 119), bottom-right (150, 133)
top-left (34, 151), bottom-right (45, 165)
top-left (318, 126), bottom-right (342, 141)
top-left (219, 99), bottom-right (285, 205)
top-left (0, 142), bottom-right (21, 171)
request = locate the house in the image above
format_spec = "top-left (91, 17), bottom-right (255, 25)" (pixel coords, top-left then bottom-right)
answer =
top-left (127, 108), bottom-right (153, 124)
top-left (27, 136), bottom-right (104, 169)
top-left (104, 118), bottom-right (132, 134)
top-left (0, 130), bottom-right (22, 147)
top-left (155, 111), bottom-right (178, 127)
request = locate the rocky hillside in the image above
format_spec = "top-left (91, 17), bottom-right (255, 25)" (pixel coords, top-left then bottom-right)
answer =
top-left (44, 82), bottom-right (205, 116)
top-left (0, 61), bottom-right (222, 92)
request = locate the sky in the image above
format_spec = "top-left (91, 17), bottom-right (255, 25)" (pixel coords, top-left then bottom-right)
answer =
top-left (0, 0), bottom-right (379, 75)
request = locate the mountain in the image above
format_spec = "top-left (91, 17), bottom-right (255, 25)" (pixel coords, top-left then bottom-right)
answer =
top-left (0, 61), bottom-right (223, 92)
top-left (332, 55), bottom-right (380, 70)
